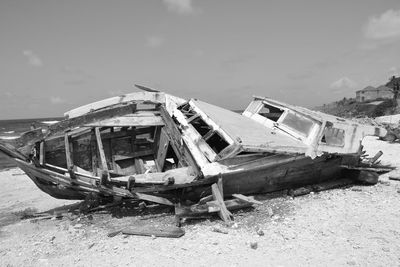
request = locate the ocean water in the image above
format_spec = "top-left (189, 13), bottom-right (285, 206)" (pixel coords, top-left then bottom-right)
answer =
top-left (0, 117), bottom-right (62, 169)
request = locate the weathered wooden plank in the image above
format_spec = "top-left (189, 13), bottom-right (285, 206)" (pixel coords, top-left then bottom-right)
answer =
top-left (39, 141), bottom-right (45, 165)
top-left (113, 149), bottom-right (153, 161)
top-left (211, 183), bottom-right (232, 223)
top-left (217, 176), bottom-right (224, 197)
top-left (135, 193), bottom-right (174, 206)
top-left (175, 199), bottom-right (253, 217)
top-left (95, 128), bottom-right (109, 184)
top-left (85, 115), bottom-right (164, 128)
top-left (48, 103), bottom-right (137, 137)
top-left (121, 226), bottom-right (184, 238)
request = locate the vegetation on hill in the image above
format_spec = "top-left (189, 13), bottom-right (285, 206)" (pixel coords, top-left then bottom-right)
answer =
top-left (314, 97), bottom-right (398, 118)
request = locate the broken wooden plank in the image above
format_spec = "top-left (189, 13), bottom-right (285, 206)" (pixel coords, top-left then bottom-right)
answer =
top-left (211, 183), bottom-right (233, 223)
top-left (121, 225), bottom-right (185, 238)
top-left (49, 103), bottom-right (137, 137)
top-left (134, 159), bottom-right (146, 174)
top-left (232, 194), bottom-right (262, 205)
top-left (134, 192), bottom-right (174, 206)
top-left (175, 199), bottom-right (253, 218)
top-left (113, 149), bottom-right (153, 161)
top-left (95, 128), bottom-right (109, 185)
top-left (198, 195), bottom-right (213, 205)
top-left (85, 114), bottom-right (164, 127)
top-left (368, 150), bottom-right (383, 164)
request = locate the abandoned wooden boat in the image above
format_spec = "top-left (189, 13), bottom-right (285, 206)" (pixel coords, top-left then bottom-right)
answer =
top-left (0, 88), bottom-right (389, 208)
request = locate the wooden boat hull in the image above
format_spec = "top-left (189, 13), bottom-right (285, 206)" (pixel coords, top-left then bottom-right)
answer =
top-left (12, 152), bottom-right (357, 201)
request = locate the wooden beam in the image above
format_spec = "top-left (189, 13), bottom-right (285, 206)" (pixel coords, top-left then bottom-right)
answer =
top-left (39, 141), bottom-right (45, 165)
top-left (95, 128), bottom-right (109, 185)
top-left (64, 133), bottom-right (75, 179)
top-left (113, 149), bottom-right (154, 161)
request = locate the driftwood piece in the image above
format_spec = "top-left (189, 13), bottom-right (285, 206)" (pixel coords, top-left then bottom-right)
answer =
top-left (389, 175), bottom-right (400, 181)
top-left (232, 194), bottom-right (262, 205)
top-left (121, 226), bottom-right (185, 238)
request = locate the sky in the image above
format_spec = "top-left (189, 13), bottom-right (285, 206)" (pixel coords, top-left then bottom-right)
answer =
top-left (0, 0), bottom-right (400, 119)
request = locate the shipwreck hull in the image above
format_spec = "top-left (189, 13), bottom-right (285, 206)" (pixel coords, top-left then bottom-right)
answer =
top-left (188, 153), bottom-right (357, 199)
top-left (0, 90), bottom-right (388, 207)
top-left (11, 150), bottom-right (358, 202)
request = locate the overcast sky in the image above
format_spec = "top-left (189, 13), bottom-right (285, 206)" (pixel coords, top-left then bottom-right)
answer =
top-left (1, 0), bottom-right (400, 119)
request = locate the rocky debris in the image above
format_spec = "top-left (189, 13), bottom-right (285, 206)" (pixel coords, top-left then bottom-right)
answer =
top-left (211, 226), bottom-right (228, 234)
top-left (250, 241), bottom-right (258, 249)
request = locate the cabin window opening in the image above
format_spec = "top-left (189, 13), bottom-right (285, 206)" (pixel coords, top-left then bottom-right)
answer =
top-left (206, 132), bottom-right (229, 154)
top-left (178, 103), bottom-right (197, 119)
top-left (280, 112), bottom-right (314, 136)
top-left (258, 104), bottom-right (284, 122)
top-left (320, 122), bottom-right (345, 146)
top-left (190, 117), bottom-right (212, 137)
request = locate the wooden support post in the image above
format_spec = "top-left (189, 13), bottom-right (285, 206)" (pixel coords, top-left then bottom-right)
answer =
top-left (95, 127), bottom-right (109, 185)
top-left (156, 128), bottom-right (170, 172)
top-left (211, 183), bottom-right (233, 224)
top-left (39, 141), bottom-right (45, 166)
top-left (64, 133), bottom-right (76, 179)
top-left (217, 174), bottom-right (224, 197)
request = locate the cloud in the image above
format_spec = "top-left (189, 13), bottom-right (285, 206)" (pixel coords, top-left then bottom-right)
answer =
top-left (162, 0), bottom-right (195, 15)
top-left (388, 66), bottom-right (399, 77)
top-left (146, 35), bottom-right (165, 48)
top-left (50, 96), bottom-right (65, 104)
top-left (329, 77), bottom-right (358, 93)
top-left (364, 9), bottom-right (400, 40)
top-left (22, 50), bottom-right (43, 67)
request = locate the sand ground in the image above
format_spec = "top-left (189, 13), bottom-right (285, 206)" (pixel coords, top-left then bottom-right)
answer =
top-left (0, 136), bottom-right (399, 266)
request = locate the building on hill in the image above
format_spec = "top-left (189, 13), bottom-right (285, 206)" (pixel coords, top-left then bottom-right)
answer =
top-left (355, 85), bottom-right (394, 102)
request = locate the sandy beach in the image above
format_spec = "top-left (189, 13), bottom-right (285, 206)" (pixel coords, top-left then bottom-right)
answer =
top-left (0, 136), bottom-right (399, 266)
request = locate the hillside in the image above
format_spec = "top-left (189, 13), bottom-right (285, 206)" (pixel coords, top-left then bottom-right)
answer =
top-left (314, 98), bottom-right (398, 118)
